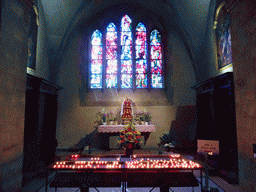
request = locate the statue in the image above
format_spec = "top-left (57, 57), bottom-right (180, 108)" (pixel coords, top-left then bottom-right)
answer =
top-left (121, 98), bottom-right (133, 124)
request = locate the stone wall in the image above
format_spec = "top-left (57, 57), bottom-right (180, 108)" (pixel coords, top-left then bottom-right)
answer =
top-left (230, 0), bottom-right (256, 191)
top-left (0, 0), bottom-right (30, 191)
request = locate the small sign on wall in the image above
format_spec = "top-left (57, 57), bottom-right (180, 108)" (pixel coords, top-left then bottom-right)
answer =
top-left (197, 140), bottom-right (219, 155)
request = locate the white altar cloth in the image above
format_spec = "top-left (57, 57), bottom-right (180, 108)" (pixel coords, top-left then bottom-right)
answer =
top-left (98, 125), bottom-right (156, 133)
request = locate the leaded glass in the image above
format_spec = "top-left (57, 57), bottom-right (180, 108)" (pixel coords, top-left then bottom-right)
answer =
top-left (121, 74), bottom-right (132, 88)
top-left (150, 29), bottom-right (162, 88)
top-left (106, 60), bottom-right (117, 74)
top-left (136, 23), bottom-right (147, 59)
top-left (136, 60), bottom-right (147, 74)
top-left (121, 15), bottom-right (132, 32)
top-left (91, 30), bottom-right (103, 88)
top-left (151, 60), bottom-right (162, 73)
top-left (136, 73), bottom-right (147, 88)
top-left (91, 30), bottom-right (102, 45)
top-left (151, 73), bottom-right (162, 88)
top-left (106, 23), bottom-right (117, 60)
top-left (90, 74), bottom-right (102, 88)
top-left (106, 74), bottom-right (117, 88)
top-left (89, 17), bottom-right (163, 90)
top-left (91, 60), bottom-right (102, 74)
top-left (121, 60), bottom-right (132, 74)
top-left (121, 15), bottom-right (132, 88)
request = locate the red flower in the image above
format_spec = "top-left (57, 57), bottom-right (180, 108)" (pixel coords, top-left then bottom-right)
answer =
top-left (127, 127), bottom-right (132, 132)
top-left (132, 131), bottom-right (137, 134)
top-left (121, 140), bottom-right (125, 143)
top-left (135, 140), bottom-right (139, 143)
top-left (127, 135), bottom-right (132, 140)
top-left (136, 135), bottom-right (141, 139)
top-left (127, 143), bottom-right (133, 148)
top-left (120, 135), bottom-right (125, 139)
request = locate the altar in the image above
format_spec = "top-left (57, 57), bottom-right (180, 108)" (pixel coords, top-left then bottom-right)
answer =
top-left (98, 125), bottom-right (156, 149)
top-left (96, 98), bottom-right (155, 149)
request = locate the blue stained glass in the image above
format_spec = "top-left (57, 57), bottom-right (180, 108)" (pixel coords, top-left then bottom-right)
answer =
top-left (121, 60), bottom-right (132, 74)
top-left (151, 73), bottom-right (162, 88)
top-left (136, 60), bottom-right (147, 74)
top-left (91, 30), bottom-right (102, 45)
top-left (136, 22), bottom-right (146, 31)
top-left (91, 30), bottom-right (103, 89)
top-left (136, 73), bottom-right (147, 88)
top-left (150, 29), bottom-right (161, 45)
top-left (106, 60), bottom-right (117, 74)
top-left (121, 32), bottom-right (132, 46)
top-left (106, 74), bottom-right (117, 88)
top-left (121, 74), bottom-right (132, 88)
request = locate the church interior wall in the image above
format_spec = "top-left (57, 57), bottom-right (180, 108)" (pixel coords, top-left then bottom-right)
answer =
top-left (0, 0), bottom-right (29, 191)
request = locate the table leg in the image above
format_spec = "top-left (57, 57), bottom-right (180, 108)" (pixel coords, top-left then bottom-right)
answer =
top-left (80, 187), bottom-right (89, 192)
top-left (160, 186), bottom-right (169, 192)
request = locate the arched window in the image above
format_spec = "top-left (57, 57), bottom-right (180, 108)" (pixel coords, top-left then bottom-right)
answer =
top-left (90, 15), bottom-right (163, 90)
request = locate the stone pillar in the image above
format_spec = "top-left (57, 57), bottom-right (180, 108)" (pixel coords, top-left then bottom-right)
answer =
top-left (0, 0), bottom-right (33, 191)
top-left (229, 0), bottom-right (256, 191)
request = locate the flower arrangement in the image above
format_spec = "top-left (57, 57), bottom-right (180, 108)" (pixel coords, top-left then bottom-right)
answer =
top-left (144, 111), bottom-right (152, 122)
top-left (96, 108), bottom-right (108, 123)
top-left (118, 122), bottom-right (142, 148)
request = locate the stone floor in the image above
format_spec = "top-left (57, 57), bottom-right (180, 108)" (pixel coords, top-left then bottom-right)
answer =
top-left (22, 148), bottom-right (241, 192)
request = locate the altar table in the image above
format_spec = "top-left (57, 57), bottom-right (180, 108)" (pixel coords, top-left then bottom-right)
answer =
top-left (98, 125), bottom-right (156, 149)
top-left (98, 124), bottom-right (156, 133)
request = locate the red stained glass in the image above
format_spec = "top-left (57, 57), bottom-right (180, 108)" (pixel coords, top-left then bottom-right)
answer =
top-left (136, 23), bottom-right (147, 60)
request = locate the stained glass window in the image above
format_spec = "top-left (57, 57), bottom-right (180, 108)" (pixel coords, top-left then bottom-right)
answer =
top-left (106, 23), bottom-right (118, 88)
top-left (121, 15), bottom-right (132, 88)
top-left (90, 30), bottom-right (102, 88)
top-left (150, 29), bottom-right (163, 88)
top-left (89, 15), bottom-right (163, 90)
top-left (136, 23), bottom-right (147, 88)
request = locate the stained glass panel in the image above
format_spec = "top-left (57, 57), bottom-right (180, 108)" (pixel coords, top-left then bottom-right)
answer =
top-left (121, 60), bottom-right (132, 74)
top-left (106, 23), bottom-right (117, 60)
top-left (136, 60), bottom-right (147, 74)
top-left (106, 74), bottom-right (117, 88)
top-left (151, 73), bottom-right (162, 88)
top-left (91, 60), bottom-right (102, 74)
top-left (121, 74), bottom-right (132, 88)
top-left (151, 60), bottom-right (162, 73)
top-left (136, 23), bottom-right (147, 59)
top-left (121, 15), bottom-right (132, 32)
top-left (106, 60), bottom-right (117, 74)
top-left (136, 73), bottom-right (147, 88)
top-left (91, 30), bottom-right (102, 45)
top-left (91, 30), bottom-right (103, 89)
top-left (121, 45), bottom-right (132, 59)
top-left (90, 74), bottom-right (102, 88)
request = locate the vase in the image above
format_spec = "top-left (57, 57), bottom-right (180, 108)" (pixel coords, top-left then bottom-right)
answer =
top-left (103, 122), bottom-right (107, 125)
top-left (125, 144), bottom-right (134, 157)
top-left (145, 122), bottom-right (149, 125)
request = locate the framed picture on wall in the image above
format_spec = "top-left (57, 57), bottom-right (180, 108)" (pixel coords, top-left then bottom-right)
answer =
top-left (27, 5), bottom-right (38, 71)
top-left (215, 3), bottom-right (232, 69)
